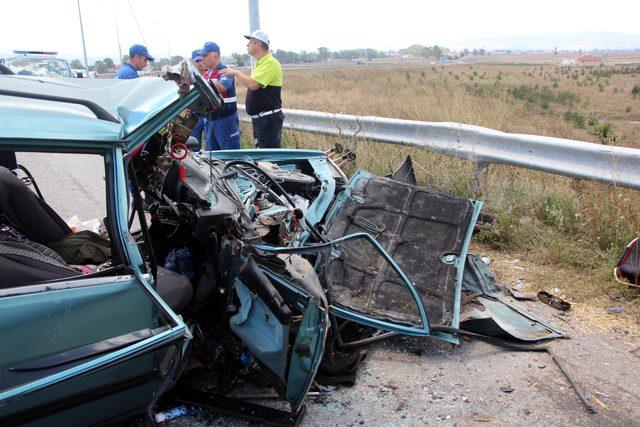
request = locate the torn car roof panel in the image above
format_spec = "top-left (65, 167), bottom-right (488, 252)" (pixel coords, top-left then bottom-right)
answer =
top-left (324, 169), bottom-right (482, 341)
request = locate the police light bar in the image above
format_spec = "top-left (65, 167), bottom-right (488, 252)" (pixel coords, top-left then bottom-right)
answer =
top-left (13, 50), bottom-right (58, 55)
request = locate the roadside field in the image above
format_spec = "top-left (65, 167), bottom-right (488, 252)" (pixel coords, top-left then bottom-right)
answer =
top-left (238, 61), bottom-right (640, 331)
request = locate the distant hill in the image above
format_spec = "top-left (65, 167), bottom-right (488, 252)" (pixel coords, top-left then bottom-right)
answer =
top-left (451, 32), bottom-right (640, 51)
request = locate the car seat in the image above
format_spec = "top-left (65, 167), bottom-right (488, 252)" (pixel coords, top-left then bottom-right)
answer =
top-left (0, 167), bottom-right (193, 312)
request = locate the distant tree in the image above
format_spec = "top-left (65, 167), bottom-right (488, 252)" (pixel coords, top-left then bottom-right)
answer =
top-left (317, 47), bottom-right (330, 61)
top-left (433, 45), bottom-right (442, 61)
top-left (93, 60), bottom-right (107, 74)
top-left (102, 58), bottom-right (115, 69)
top-left (156, 58), bottom-right (170, 67)
top-left (170, 55), bottom-right (183, 65)
top-left (70, 59), bottom-right (83, 69)
top-left (232, 52), bottom-right (245, 66)
top-left (122, 55), bottom-right (130, 63)
top-left (461, 48), bottom-right (469, 57)
top-left (420, 46), bottom-right (433, 58)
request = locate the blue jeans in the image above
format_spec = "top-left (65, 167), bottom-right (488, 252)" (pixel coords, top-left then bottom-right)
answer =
top-left (205, 113), bottom-right (241, 150)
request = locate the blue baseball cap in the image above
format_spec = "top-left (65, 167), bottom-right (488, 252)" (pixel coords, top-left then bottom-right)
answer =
top-left (129, 44), bottom-right (154, 61)
top-left (201, 42), bottom-right (220, 55)
top-left (191, 49), bottom-right (202, 62)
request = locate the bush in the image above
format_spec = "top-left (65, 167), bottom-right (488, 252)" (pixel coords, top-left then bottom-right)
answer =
top-left (632, 83), bottom-right (640, 96)
top-left (564, 111), bottom-right (586, 128)
top-left (537, 192), bottom-right (580, 233)
top-left (592, 122), bottom-right (617, 144)
top-left (509, 85), bottom-right (579, 108)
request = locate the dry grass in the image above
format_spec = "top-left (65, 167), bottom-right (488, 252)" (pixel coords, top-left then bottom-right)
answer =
top-left (238, 62), bottom-right (640, 328)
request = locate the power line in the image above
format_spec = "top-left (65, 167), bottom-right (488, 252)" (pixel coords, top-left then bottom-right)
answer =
top-left (126, 0), bottom-right (159, 75)
top-left (127, 0), bottom-right (147, 46)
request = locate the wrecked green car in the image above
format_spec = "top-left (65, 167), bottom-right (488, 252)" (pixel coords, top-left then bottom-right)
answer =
top-left (0, 62), bottom-right (561, 425)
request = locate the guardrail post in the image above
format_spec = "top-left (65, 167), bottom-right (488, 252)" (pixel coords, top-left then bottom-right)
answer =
top-left (470, 161), bottom-right (488, 198)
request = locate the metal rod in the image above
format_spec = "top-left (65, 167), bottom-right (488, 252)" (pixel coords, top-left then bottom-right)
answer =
top-left (76, 0), bottom-right (90, 76)
top-left (248, 0), bottom-right (260, 70)
top-left (113, 2), bottom-right (123, 64)
top-left (550, 352), bottom-right (597, 414)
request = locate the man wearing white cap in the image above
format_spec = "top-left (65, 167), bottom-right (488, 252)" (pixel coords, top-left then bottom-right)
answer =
top-left (220, 30), bottom-right (283, 148)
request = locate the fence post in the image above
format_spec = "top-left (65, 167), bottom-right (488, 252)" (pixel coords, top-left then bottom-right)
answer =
top-left (470, 161), bottom-right (488, 198)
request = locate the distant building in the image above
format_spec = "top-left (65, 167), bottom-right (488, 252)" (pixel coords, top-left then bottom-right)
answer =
top-left (560, 59), bottom-right (577, 66)
top-left (577, 55), bottom-right (602, 65)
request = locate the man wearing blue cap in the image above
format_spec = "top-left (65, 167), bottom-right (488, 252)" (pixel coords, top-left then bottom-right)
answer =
top-left (192, 49), bottom-right (205, 75)
top-left (115, 44), bottom-right (154, 79)
top-left (189, 49), bottom-right (206, 149)
top-left (200, 41), bottom-right (240, 151)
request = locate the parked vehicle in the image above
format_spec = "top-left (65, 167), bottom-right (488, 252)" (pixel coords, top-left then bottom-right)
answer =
top-left (0, 61), bottom-right (560, 425)
top-left (1, 51), bottom-right (75, 78)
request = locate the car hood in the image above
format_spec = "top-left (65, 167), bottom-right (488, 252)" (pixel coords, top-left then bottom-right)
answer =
top-left (0, 61), bottom-right (220, 151)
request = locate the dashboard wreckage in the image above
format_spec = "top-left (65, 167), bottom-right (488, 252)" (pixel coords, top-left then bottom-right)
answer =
top-left (0, 61), bottom-right (562, 425)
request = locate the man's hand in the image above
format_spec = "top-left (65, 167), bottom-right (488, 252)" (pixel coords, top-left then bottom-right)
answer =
top-left (218, 68), bottom-right (236, 77)
top-left (221, 67), bottom-right (262, 91)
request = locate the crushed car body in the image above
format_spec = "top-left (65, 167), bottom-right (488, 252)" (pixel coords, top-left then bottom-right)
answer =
top-left (0, 61), bottom-right (562, 425)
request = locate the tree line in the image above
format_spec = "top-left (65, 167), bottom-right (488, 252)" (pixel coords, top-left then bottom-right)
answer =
top-left (70, 56), bottom-right (185, 73)
top-left (71, 44), bottom-right (491, 72)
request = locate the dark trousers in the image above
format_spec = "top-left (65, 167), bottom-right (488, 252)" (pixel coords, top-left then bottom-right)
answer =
top-left (252, 111), bottom-right (284, 148)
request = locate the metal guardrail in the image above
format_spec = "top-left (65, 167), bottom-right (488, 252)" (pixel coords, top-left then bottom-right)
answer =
top-left (237, 105), bottom-right (640, 191)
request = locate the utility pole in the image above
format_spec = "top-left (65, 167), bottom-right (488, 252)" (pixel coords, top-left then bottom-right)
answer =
top-left (76, 0), bottom-right (90, 76)
top-left (114, 3), bottom-right (123, 64)
top-left (248, 0), bottom-right (260, 70)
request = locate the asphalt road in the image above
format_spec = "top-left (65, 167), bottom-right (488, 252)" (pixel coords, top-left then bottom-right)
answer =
top-left (17, 152), bottom-right (107, 223)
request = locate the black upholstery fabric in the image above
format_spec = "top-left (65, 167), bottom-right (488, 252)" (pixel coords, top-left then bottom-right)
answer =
top-left (0, 238), bottom-right (80, 287)
top-left (0, 167), bottom-right (71, 244)
top-left (155, 266), bottom-right (193, 313)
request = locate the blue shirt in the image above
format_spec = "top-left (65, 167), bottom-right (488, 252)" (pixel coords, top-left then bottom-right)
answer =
top-left (204, 62), bottom-right (237, 119)
top-left (115, 62), bottom-right (138, 79)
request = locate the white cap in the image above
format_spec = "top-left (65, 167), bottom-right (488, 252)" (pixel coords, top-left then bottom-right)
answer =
top-left (244, 30), bottom-right (270, 45)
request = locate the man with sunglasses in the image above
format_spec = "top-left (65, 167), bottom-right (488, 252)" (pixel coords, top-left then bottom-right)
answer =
top-left (115, 44), bottom-right (154, 79)
top-left (220, 30), bottom-right (283, 148)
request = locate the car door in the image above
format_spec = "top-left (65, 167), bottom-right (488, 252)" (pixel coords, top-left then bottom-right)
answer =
top-left (322, 169), bottom-right (483, 342)
top-left (228, 254), bottom-right (328, 414)
top-left (0, 147), bottom-right (190, 425)
top-left (0, 271), bottom-right (190, 426)
top-left (252, 232), bottom-right (430, 337)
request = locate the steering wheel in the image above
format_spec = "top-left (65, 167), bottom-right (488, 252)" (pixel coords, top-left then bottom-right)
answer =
top-left (170, 142), bottom-right (189, 160)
